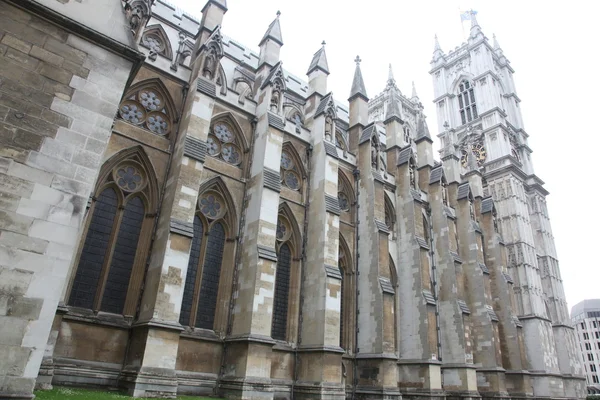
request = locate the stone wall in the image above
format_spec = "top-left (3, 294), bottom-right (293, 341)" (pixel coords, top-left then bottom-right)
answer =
top-left (0, 1), bottom-right (139, 397)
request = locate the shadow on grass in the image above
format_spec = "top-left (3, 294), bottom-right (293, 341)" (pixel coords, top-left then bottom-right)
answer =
top-left (34, 387), bottom-right (221, 400)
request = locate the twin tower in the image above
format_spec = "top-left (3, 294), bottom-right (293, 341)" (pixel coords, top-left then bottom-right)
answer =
top-left (0, 0), bottom-right (585, 399)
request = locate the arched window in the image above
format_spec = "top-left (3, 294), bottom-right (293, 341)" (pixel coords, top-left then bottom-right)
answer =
top-left (140, 24), bottom-right (173, 62)
top-left (206, 115), bottom-right (247, 167)
top-left (458, 80), bottom-right (478, 125)
top-left (68, 147), bottom-right (157, 316)
top-left (339, 236), bottom-right (354, 351)
top-left (179, 180), bottom-right (236, 330)
top-left (384, 194), bottom-right (396, 233)
top-left (280, 144), bottom-right (305, 191)
top-left (338, 170), bottom-right (354, 216)
top-left (118, 79), bottom-right (176, 137)
top-left (272, 205), bottom-right (301, 342)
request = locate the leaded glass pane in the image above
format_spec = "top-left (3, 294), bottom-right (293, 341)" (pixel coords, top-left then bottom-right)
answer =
top-left (180, 216), bottom-right (204, 326)
top-left (272, 243), bottom-right (291, 341)
top-left (195, 223), bottom-right (226, 329)
top-left (100, 196), bottom-right (145, 314)
top-left (69, 188), bottom-right (118, 310)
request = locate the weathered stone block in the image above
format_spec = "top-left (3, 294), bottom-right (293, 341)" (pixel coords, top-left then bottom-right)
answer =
top-left (29, 45), bottom-right (64, 66)
top-left (8, 162), bottom-right (54, 186)
top-left (0, 316), bottom-right (28, 345)
top-left (29, 219), bottom-right (78, 246)
top-left (0, 267), bottom-right (33, 296)
top-left (40, 137), bottom-right (75, 163)
top-left (0, 231), bottom-right (48, 254)
top-left (12, 129), bottom-right (45, 152)
top-left (5, 112), bottom-right (57, 138)
top-left (0, 173), bottom-right (34, 197)
top-left (38, 63), bottom-right (73, 85)
top-left (0, 344), bottom-right (31, 376)
top-left (0, 209), bottom-right (34, 235)
top-left (16, 198), bottom-right (51, 220)
top-left (50, 175), bottom-right (90, 197)
top-left (40, 109), bottom-right (71, 128)
top-left (5, 48), bottom-right (39, 71)
top-left (8, 296), bottom-right (43, 320)
top-left (62, 59), bottom-right (90, 79)
top-left (71, 91), bottom-right (116, 119)
top-left (0, 34), bottom-right (31, 54)
top-left (27, 152), bottom-right (77, 179)
top-left (43, 37), bottom-right (85, 64)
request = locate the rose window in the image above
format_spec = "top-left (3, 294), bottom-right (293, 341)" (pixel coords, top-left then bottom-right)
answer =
top-left (276, 219), bottom-right (287, 241)
top-left (207, 123), bottom-right (243, 167)
top-left (199, 193), bottom-right (224, 219)
top-left (118, 86), bottom-right (172, 136)
top-left (280, 150), bottom-right (302, 191)
top-left (338, 192), bottom-right (350, 212)
top-left (114, 165), bottom-right (143, 192)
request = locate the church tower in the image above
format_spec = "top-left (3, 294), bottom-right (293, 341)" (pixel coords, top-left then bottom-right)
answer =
top-left (431, 13), bottom-right (585, 398)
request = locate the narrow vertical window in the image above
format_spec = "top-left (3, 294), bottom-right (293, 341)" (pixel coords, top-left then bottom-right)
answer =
top-left (100, 196), bottom-right (145, 314)
top-left (69, 188), bottom-right (118, 310)
top-left (272, 243), bottom-right (292, 341)
top-left (458, 80), bottom-right (477, 125)
top-left (195, 222), bottom-right (226, 329)
top-left (179, 216), bottom-right (204, 326)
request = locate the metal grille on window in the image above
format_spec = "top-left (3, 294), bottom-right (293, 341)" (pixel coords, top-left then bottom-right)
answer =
top-left (458, 80), bottom-right (478, 125)
top-left (207, 122), bottom-right (243, 166)
top-left (272, 243), bottom-right (292, 341)
top-left (195, 223), bottom-right (226, 329)
top-left (100, 196), bottom-right (145, 314)
top-left (280, 150), bottom-right (301, 190)
top-left (179, 216), bottom-right (204, 327)
top-left (69, 188), bottom-right (118, 310)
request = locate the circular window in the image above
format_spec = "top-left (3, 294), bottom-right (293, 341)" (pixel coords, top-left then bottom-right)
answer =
top-left (142, 34), bottom-right (163, 54)
top-left (276, 217), bottom-right (291, 242)
top-left (114, 165), bottom-right (144, 192)
top-left (222, 143), bottom-right (242, 165)
top-left (199, 192), bottom-right (225, 220)
top-left (284, 171), bottom-right (300, 190)
top-left (207, 135), bottom-right (221, 156)
top-left (214, 123), bottom-right (234, 143)
top-left (280, 151), bottom-right (294, 170)
top-left (119, 100), bottom-right (146, 124)
top-left (146, 111), bottom-right (169, 135)
top-left (338, 192), bottom-right (350, 212)
top-left (139, 90), bottom-right (164, 112)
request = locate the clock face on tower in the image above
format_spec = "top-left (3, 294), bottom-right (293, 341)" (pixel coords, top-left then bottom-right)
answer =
top-left (460, 142), bottom-right (487, 168)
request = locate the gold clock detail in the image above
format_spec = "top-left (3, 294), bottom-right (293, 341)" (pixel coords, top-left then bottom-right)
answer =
top-left (460, 141), bottom-right (487, 168)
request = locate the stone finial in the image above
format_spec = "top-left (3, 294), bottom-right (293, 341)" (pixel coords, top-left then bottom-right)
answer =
top-left (411, 81), bottom-right (418, 99)
top-left (469, 10), bottom-right (483, 39)
top-left (349, 56), bottom-right (368, 101)
top-left (322, 40), bottom-right (326, 47)
top-left (493, 34), bottom-right (505, 58)
top-left (386, 64), bottom-right (398, 89)
top-left (432, 34), bottom-right (444, 62)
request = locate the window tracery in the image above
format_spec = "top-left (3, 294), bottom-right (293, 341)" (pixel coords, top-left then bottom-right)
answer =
top-left (67, 148), bottom-right (157, 316)
top-left (118, 82), bottom-right (174, 137)
top-left (280, 146), bottom-right (304, 191)
top-left (338, 171), bottom-right (354, 216)
top-left (458, 80), bottom-right (478, 125)
top-left (338, 236), bottom-right (354, 351)
top-left (207, 121), bottom-right (244, 166)
top-left (140, 25), bottom-right (172, 62)
top-left (179, 180), bottom-right (236, 330)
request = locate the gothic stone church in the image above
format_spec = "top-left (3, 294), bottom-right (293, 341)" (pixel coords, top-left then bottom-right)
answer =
top-left (0, 0), bottom-right (586, 399)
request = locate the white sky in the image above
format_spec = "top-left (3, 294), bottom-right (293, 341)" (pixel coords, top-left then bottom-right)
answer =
top-left (173, 0), bottom-right (600, 314)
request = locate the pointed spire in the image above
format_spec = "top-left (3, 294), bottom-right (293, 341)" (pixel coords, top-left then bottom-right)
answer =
top-left (493, 34), bottom-right (505, 58)
top-left (307, 40), bottom-right (330, 75)
top-left (469, 10), bottom-right (483, 39)
top-left (415, 114), bottom-right (432, 142)
top-left (259, 10), bottom-right (283, 46)
top-left (349, 56), bottom-right (368, 101)
top-left (384, 93), bottom-right (402, 124)
top-left (411, 81), bottom-right (418, 99)
top-left (432, 34), bottom-right (444, 62)
top-left (385, 63), bottom-right (398, 90)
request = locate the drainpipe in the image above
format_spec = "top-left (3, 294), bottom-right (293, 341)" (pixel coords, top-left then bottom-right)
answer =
top-left (351, 168), bottom-right (360, 400)
top-left (216, 116), bottom-right (258, 395)
top-left (293, 144), bottom-right (313, 400)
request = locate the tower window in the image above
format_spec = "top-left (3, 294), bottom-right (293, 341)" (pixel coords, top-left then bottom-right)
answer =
top-left (458, 80), bottom-right (478, 125)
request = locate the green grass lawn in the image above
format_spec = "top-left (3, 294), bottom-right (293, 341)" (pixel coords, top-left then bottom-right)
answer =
top-left (34, 387), bottom-right (220, 400)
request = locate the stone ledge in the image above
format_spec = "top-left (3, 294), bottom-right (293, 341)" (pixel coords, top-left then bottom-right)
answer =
top-left (224, 333), bottom-right (276, 345)
top-left (297, 345), bottom-right (344, 354)
top-left (132, 319), bottom-right (185, 332)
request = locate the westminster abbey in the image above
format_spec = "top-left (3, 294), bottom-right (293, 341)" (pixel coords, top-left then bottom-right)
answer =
top-left (0, 0), bottom-right (586, 399)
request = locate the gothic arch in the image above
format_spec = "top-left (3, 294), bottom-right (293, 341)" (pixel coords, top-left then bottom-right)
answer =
top-left (141, 24), bottom-right (173, 61)
top-left (451, 74), bottom-right (476, 93)
top-left (338, 234), bottom-right (354, 351)
top-left (217, 63), bottom-right (228, 95)
top-left (196, 176), bottom-right (238, 236)
top-left (119, 78), bottom-right (178, 137)
top-left (384, 192), bottom-right (396, 233)
top-left (233, 77), bottom-right (253, 103)
top-left (338, 169), bottom-right (355, 219)
top-left (284, 103), bottom-right (304, 123)
top-left (281, 142), bottom-right (306, 177)
top-left (198, 26), bottom-right (224, 82)
top-left (272, 202), bottom-right (302, 342)
top-left (335, 127), bottom-right (349, 152)
top-left (67, 146), bottom-right (159, 317)
top-left (210, 111), bottom-right (250, 152)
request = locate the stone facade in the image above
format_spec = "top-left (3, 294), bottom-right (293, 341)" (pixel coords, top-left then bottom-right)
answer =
top-left (0, 1), bottom-right (585, 399)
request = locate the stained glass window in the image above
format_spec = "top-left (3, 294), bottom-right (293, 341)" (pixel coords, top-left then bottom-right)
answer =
top-left (280, 149), bottom-right (302, 191)
top-left (272, 243), bottom-right (291, 341)
top-left (207, 122), bottom-right (243, 166)
top-left (118, 84), bottom-right (172, 136)
top-left (195, 223), bottom-right (226, 329)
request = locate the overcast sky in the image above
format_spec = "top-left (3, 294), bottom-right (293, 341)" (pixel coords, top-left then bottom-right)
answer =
top-left (173, 0), bottom-right (599, 314)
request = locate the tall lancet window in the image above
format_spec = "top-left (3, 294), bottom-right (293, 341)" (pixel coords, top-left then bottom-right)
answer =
top-left (272, 206), bottom-right (301, 342)
top-left (179, 178), bottom-right (237, 331)
top-left (67, 148), bottom-right (157, 316)
top-left (458, 80), bottom-right (478, 125)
